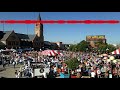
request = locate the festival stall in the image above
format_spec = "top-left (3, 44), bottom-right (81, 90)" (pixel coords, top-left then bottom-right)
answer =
top-left (111, 49), bottom-right (120, 55)
top-left (111, 49), bottom-right (120, 63)
top-left (41, 50), bottom-right (63, 56)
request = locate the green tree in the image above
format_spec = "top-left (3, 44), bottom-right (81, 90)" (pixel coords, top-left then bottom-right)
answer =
top-left (107, 44), bottom-right (116, 52)
top-left (76, 40), bottom-right (89, 52)
top-left (69, 44), bottom-right (77, 52)
top-left (69, 40), bottom-right (89, 52)
top-left (65, 58), bottom-right (79, 70)
top-left (98, 43), bottom-right (116, 53)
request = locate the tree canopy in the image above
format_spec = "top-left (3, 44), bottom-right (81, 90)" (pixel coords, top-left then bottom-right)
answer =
top-left (69, 40), bottom-right (89, 52)
top-left (65, 58), bottom-right (79, 70)
top-left (69, 40), bottom-right (116, 53)
top-left (97, 43), bottom-right (116, 53)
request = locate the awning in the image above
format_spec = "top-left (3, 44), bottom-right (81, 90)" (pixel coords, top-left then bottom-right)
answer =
top-left (111, 49), bottom-right (120, 55)
top-left (41, 50), bottom-right (63, 56)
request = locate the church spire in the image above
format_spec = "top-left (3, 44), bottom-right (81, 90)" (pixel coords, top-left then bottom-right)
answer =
top-left (35, 13), bottom-right (43, 38)
top-left (37, 12), bottom-right (41, 20)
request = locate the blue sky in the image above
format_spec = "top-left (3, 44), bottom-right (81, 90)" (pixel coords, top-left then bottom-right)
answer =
top-left (0, 12), bottom-right (120, 44)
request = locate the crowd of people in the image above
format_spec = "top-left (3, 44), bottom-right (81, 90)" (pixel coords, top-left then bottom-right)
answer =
top-left (0, 49), bottom-right (120, 78)
top-left (68, 52), bottom-right (120, 78)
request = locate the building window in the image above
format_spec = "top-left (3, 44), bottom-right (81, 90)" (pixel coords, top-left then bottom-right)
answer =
top-left (8, 41), bottom-right (11, 45)
top-left (16, 42), bottom-right (18, 45)
top-left (13, 41), bottom-right (15, 45)
top-left (11, 42), bottom-right (13, 45)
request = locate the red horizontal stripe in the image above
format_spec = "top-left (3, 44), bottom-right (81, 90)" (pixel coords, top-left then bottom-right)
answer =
top-left (0, 20), bottom-right (119, 24)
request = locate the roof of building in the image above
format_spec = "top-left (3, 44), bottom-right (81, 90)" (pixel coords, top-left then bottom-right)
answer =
top-left (44, 41), bottom-right (52, 45)
top-left (1, 31), bottom-right (13, 41)
top-left (28, 35), bottom-right (36, 41)
top-left (0, 30), bottom-right (37, 41)
top-left (16, 33), bottom-right (29, 40)
top-left (16, 33), bottom-right (36, 41)
top-left (0, 41), bottom-right (5, 46)
top-left (51, 43), bottom-right (58, 46)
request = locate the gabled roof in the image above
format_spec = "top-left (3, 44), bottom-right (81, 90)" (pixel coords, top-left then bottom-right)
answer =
top-left (51, 42), bottom-right (58, 46)
top-left (16, 33), bottom-right (36, 41)
top-left (0, 41), bottom-right (5, 46)
top-left (44, 41), bottom-right (52, 45)
top-left (1, 31), bottom-right (13, 41)
top-left (16, 33), bottom-right (29, 40)
top-left (0, 31), bottom-right (37, 41)
top-left (28, 35), bottom-right (36, 41)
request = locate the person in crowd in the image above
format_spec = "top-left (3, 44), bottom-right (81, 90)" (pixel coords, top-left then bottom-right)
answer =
top-left (97, 68), bottom-right (101, 78)
top-left (48, 70), bottom-right (55, 78)
top-left (3, 60), bottom-right (6, 69)
top-left (105, 71), bottom-right (109, 78)
top-left (13, 61), bottom-right (16, 69)
top-left (15, 70), bottom-right (18, 78)
top-left (1, 49), bottom-right (119, 78)
top-left (90, 70), bottom-right (96, 78)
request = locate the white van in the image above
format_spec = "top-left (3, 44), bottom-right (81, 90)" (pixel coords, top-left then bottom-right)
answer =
top-left (32, 63), bottom-right (50, 78)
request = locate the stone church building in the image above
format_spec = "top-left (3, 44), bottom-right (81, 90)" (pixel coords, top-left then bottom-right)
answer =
top-left (0, 14), bottom-right (44, 50)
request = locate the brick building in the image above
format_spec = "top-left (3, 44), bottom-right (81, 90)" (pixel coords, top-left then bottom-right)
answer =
top-left (0, 14), bottom-right (44, 50)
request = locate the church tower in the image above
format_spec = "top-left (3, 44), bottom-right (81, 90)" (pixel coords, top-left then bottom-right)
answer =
top-left (34, 13), bottom-right (44, 42)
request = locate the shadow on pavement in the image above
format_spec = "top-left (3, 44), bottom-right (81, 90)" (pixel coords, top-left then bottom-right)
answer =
top-left (1, 77), bottom-right (6, 78)
top-left (0, 68), bottom-right (6, 72)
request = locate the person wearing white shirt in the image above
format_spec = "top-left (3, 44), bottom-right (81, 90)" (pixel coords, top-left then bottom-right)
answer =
top-left (54, 66), bottom-right (57, 73)
top-left (31, 71), bottom-right (34, 78)
top-left (97, 68), bottom-right (101, 78)
top-left (17, 71), bottom-right (21, 78)
top-left (77, 68), bottom-right (81, 73)
top-left (91, 71), bottom-right (96, 78)
top-left (28, 61), bottom-right (30, 67)
top-left (25, 65), bottom-right (28, 69)
top-left (19, 59), bottom-right (22, 64)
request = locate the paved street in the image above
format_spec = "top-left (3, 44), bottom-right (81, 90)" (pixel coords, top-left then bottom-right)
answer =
top-left (0, 64), bottom-right (22, 78)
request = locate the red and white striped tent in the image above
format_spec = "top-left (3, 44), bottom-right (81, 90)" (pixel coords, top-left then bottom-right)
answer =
top-left (41, 50), bottom-right (63, 56)
top-left (111, 49), bottom-right (120, 55)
